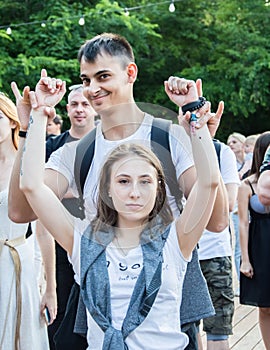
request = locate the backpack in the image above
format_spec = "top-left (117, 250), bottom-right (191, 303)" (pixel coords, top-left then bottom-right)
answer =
top-left (74, 120), bottom-right (224, 220)
top-left (213, 138), bottom-right (221, 167)
top-left (74, 118), bottom-right (183, 219)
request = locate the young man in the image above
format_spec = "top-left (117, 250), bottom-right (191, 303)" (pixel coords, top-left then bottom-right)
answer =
top-left (9, 33), bottom-right (228, 349)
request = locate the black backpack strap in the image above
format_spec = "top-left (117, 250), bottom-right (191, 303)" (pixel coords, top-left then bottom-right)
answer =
top-left (151, 118), bottom-right (183, 213)
top-left (213, 138), bottom-right (221, 168)
top-left (74, 128), bottom-right (97, 219)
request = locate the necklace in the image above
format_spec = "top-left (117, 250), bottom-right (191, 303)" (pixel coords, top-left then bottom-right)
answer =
top-left (114, 236), bottom-right (140, 256)
top-left (115, 236), bottom-right (129, 256)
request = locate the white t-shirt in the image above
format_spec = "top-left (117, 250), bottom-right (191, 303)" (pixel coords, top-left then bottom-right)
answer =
top-left (71, 221), bottom-right (191, 350)
top-left (46, 114), bottom-right (194, 220)
top-left (198, 143), bottom-right (240, 260)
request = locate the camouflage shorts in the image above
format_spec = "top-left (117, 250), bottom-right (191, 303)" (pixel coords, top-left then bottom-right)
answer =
top-left (200, 256), bottom-right (234, 335)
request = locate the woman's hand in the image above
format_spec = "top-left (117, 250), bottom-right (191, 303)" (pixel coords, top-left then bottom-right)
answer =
top-left (40, 289), bottom-right (57, 325)
top-left (11, 82), bottom-right (32, 131)
top-left (240, 261), bottom-right (254, 279)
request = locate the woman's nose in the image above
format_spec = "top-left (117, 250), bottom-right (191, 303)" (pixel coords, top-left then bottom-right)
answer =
top-left (129, 183), bottom-right (140, 198)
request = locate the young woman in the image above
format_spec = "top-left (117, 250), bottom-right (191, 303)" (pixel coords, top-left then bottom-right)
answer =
top-left (238, 131), bottom-right (270, 350)
top-left (0, 93), bottom-right (49, 349)
top-left (19, 76), bottom-right (220, 349)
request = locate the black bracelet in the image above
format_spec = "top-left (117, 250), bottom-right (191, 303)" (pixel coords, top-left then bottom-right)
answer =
top-left (19, 130), bottom-right (27, 138)
top-left (182, 97), bottom-right (206, 115)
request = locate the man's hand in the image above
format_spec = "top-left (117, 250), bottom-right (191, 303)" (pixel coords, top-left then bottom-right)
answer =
top-left (11, 82), bottom-right (32, 131)
top-left (164, 76), bottom-right (199, 107)
top-left (32, 68), bottom-right (66, 110)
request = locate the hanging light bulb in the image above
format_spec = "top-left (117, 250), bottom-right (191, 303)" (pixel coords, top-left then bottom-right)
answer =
top-left (169, 1), bottom-right (175, 12)
top-left (78, 16), bottom-right (85, 26)
top-left (41, 22), bottom-right (46, 28)
top-left (6, 27), bottom-right (12, 35)
top-left (124, 8), bottom-right (129, 16)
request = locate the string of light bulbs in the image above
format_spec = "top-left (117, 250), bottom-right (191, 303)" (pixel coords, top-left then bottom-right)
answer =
top-left (0, 0), bottom-right (178, 35)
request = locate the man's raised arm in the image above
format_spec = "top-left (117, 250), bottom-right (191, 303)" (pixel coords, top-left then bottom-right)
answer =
top-left (8, 69), bottom-right (67, 223)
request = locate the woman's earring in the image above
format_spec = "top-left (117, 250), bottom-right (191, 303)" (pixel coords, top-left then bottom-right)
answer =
top-left (108, 192), bottom-right (111, 197)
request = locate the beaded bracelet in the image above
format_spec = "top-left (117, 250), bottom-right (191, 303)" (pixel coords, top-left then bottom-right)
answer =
top-left (182, 97), bottom-right (206, 115)
top-left (19, 130), bottom-right (27, 138)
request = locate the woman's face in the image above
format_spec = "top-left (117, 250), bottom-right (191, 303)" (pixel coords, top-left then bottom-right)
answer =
top-left (0, 109), bottom-right (15, 145)
top-left (109, 156), bottom-right (158, 228)
top-left (227, 136), bottom-right (244, 155)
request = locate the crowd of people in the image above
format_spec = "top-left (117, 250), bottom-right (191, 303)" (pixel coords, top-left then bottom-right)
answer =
top-left (1, 32), bottom-right (269, 350)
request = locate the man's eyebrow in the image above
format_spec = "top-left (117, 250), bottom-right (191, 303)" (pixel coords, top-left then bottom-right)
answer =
top-left (80, 69), bottom-right (111, 78)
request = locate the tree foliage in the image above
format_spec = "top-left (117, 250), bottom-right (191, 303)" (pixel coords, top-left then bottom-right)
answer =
top-left (0, 0), bottom-right (270, 141)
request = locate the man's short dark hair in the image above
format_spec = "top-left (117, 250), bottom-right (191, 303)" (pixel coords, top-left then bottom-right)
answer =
top-left (78, 32), bottom-right (134, 67)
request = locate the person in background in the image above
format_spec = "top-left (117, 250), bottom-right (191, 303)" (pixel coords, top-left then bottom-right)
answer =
top-left (46, 114), bottom-right (63, 139)
top-left (0, 92), bottom-right (49, 349)
top-left (227, 132), bottom-right (246, 174)
top-left (227, 132), bottom-right (246, 296)
top-left (238, 134), bottom-right (260, 180)
top-left (257, 145), bottom-right (270, 206)
top-left (11, 82), bottom-right (97, 350)
top-left (238, 132), bottom-right (270, 350)
top-left (198, 140), bottom-right (239, 350)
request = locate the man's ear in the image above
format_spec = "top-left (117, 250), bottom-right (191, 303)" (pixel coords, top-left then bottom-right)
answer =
top-left (127, 63), bottom-right (138, 83)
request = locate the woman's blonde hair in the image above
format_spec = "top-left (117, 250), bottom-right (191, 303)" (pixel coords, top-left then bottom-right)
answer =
top-left (0, 93), bottom-right (20, 150)
top-left (227, 132), bottom-right (246, 145)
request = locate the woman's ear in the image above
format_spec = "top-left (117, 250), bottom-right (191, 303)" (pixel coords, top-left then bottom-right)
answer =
top-left (10, 120), bottom-right (17, 129)
top-left (127, 63), bottom-right (138, 83)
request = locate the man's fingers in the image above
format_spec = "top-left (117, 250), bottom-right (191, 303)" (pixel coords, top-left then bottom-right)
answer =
top-left (22, 86), bottom-right (30, 100)
top-left (215, 101), bottom-right (224, 119)
top-left (41, 68), bottom-right (47, 78)
top-left (59, 80), bottom-right (67, 94)
top-left (45, 106), bottom-right (56, 119)
top-left (195, 79), bottom-right (203, 97)
top-left (10, 81), bottom-right (21, 100)
top-left (29, 91), bottom-right (38, 108)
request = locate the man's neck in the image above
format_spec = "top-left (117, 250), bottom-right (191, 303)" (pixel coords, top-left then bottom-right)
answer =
top-left (100, 103), bottom-right (145, 141)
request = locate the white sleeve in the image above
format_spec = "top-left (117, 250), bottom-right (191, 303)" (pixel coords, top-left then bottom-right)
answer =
top-left (45, 141), bottom-right (79, 195)
top-left (169, 124), bottom-right (194, 180)
top-left (220, 144), bottom-right (241, 185)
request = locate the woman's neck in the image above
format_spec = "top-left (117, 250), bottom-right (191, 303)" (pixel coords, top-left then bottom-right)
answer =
top-left (0, 142), bottom-right (16, 191)
top-left (235, 151), bottom-right (244, 164)
top-left (114, 223), bottom-right (146, 246)
top-left (0, 140), bottom-right (16, 162)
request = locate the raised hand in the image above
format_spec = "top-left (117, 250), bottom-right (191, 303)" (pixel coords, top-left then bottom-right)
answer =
top-left (32, 69), bottom-right (66, 109)
top-left (195, 101), bottom-right (224, 138)
top-left (164, 76), bottom-right (199, 108)
top-left (10, 82), bottom-right (32, 131)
